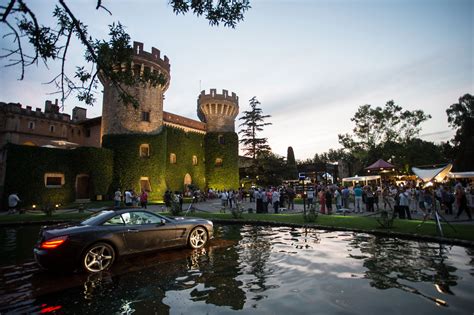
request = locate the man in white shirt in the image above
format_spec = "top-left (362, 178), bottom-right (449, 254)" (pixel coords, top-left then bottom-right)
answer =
top-left (398, 188), bottom-right (412, 219)
top-left (114, 189), bottom-right (122, 208)
top-left (125, 190), bottom-right (133, 207)
top-left (8, 193), bottom-right (20, 214)
top-left (272, 189), bottom-right (280, 214)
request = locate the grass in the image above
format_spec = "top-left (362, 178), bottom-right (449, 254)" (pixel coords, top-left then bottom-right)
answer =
top-left (188, 212), bottom-right (474, 242)
top-left (1, 209), bottom-right (473, 243)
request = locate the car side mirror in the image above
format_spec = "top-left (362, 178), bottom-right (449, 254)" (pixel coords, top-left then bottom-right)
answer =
top-left (160, 219), bottom-right (166, 225)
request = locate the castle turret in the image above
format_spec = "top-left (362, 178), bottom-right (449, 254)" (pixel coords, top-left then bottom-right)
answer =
top-left (197, 89), bottom-right (239, 132)
top-left (100, 41), bottom-right (171, 137)
top-left (198, 89), bottom-right (239, 190)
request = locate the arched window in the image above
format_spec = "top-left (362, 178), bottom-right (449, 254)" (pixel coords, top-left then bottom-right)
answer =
top-left (28, 121), bottom-right (35, 130)
top-left (49, 125), bottom-right (55, 133)
top-left (192, 155), bottom-right (198, 166)
top-left (139, 144), bottom-right (150, 157)
top-left (170, 153), bottom-right (177, 164)
top-left (215, 158), bottom-right (223, 167)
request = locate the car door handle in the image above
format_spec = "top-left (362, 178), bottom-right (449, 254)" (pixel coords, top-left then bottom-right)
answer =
top-left (127, 229), bottom-right (139, 233)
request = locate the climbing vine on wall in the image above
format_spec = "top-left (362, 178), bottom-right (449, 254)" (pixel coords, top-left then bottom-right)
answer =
top-left (205, 132), bottom-right (239, 190)
top-left (3, 144), bottom-right (113, 206)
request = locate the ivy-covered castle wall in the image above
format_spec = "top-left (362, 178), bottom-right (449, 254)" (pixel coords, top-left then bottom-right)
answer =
top-left (165, 127), bottom-right (206, 192)
top-left (3, 144), bottom-right (113, 206)
top-left (102, 126), bottom-right (208, 200)
top-left (205, 132), bottom-right (239, 190)
top-left (2, 126), bottom-right (239, 208)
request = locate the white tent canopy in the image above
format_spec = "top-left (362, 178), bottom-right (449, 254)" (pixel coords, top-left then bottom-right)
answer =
top-left (342, 175), bottom-right (381, 185)
top-left (448, 171), bottom-right (474, 179)
top-left (412, 164), bottom-right (453, 182)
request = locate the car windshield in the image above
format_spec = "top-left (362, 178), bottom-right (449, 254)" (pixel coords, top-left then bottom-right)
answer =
top-left (81, 210), bottom-right (115, 226)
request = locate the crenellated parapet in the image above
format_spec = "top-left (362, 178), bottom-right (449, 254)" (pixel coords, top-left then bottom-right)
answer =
top-left (197, 89), bottom-right (239, 132)
top-left (99, 41), bottom-right (171, 92)
top-left (100, 41), bottom-right (171, 136)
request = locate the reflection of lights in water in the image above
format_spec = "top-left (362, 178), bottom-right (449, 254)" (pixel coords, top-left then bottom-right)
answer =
top-left (187, 248), bottom-right (207, 270)
top-left (39, 304), bottom-right (62, 313)
top-left (83, 272), bottom-right (113, 300)
top-left (119, 300), bottom-right (141, 315)
top-left (435, 298), bottom-right (447, 307)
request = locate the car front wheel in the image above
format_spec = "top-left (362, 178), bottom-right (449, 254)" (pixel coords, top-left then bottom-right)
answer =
top-left (188, 227), bottom-right (208, 249)
top-left (82, 242), bottom-right (115, 273)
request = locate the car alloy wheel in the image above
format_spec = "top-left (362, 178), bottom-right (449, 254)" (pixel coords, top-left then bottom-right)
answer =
top-left (83, 242), bottom-right (115, 273)
top-left (189, 227), bottom-right (208, 249)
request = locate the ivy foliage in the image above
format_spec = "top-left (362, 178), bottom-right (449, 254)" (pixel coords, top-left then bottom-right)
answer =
top-left (205, 132), bottom-right (239, 190)
top-left (3, 144), bottom-right (113, 206)
top-left (102, 131), bottom-right (167, 201)
top-left (165, 127), bottom-right (206, 192)
top-left (102, 126), bottom-right (208, 199)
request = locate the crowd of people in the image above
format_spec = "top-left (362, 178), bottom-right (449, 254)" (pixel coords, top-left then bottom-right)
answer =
top-left (210, 181), bottom-right (474, 220)
top-left (114, 188), bottom-right (148, 209)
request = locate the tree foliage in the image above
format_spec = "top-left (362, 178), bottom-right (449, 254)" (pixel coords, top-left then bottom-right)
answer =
top-left (254, 151), bottom-right (287, 187)
top-left (238, 96), bottom-right (272, 160)
top-left (0, 0), bottom-right (250, 108)
top-left (446, 93), bottom-right (474, 171)
top-left (338, 100), bottom-right (431, 152)
top-left (286, 146), bottom-right (298, 179)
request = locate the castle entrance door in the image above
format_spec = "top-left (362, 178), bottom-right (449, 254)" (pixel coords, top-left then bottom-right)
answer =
top-left (184, 173), bottom-right (192, 185)
top-left (76, 174), bottom-right (90, 200)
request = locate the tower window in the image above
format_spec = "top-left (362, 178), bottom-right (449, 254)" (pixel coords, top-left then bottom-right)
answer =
top-left (215, 158), bottom-right (223, 167)
top-left (218, 135), bottom-right (225, 145)
top-left (192, 155), bottom-right (198, 166)
top-left (140, 144), bottom-right (150, 157)
top-left (49, 125), bottom-right (55, 133)
top-left (170, 153), bottom-right (177, 164)
top-left (28, 121), bottom-right (35, 130)
top-left (141, 111), bottom-right (150, 122)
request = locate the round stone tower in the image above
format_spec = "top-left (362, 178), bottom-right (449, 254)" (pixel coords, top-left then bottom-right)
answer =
top-left (100, 41), bottom-right (171, 137)
top-left (197, 89), bottom-right (239, 132)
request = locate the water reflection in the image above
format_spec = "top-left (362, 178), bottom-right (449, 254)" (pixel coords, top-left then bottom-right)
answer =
top-left (348, 236), bottom-right (459, 307)
top-left (0, 224), bottom-right (472, 314)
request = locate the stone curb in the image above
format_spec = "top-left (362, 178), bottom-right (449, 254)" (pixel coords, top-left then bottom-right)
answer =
top-left (210, 219), bottom-right (474, 248)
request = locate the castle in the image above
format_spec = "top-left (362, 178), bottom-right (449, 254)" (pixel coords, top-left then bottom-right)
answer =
top-left (0, 41), bottom-right (240, 206)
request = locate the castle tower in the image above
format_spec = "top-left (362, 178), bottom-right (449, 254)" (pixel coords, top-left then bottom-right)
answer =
top-left (198, 89), bottom-right (240, 190)
top-left (99, 41), bottom-right (171, 137)
top-left (197, 89), bottom-right (239, 132)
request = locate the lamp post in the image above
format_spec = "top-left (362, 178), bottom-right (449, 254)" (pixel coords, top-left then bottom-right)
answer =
top-left (299, 173), bottom-right (306, 216)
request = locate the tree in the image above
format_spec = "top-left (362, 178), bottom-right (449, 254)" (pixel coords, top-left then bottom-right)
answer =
top-left (0, 0), bottom-right (251, 108)
top-left (446, 94), bottom-right (474, 171)
top-left (338, 100), bottom-right (431, 152)
top-left (238, 96), bottom-right (272, 160)
top-left (254, 151), bottom-right (286, 187)
top-left (286, 146), bottom-right (298, 179)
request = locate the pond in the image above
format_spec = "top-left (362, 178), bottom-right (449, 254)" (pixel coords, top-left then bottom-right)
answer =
top-left (0, 224), bottom-right (473, 314)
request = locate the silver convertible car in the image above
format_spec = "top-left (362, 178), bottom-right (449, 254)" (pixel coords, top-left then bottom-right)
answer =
top-left (34, 209), bottom-right (213, 273)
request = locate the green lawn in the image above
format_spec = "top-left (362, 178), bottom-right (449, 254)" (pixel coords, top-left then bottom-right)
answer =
top-left (188, 212), bottom-right (474, 242)
top-left (1, 210), bottom-right (473, 243)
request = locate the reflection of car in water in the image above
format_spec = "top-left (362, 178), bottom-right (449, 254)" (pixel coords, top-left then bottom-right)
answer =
top-left (34, 209), bottom-right (213, 273)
